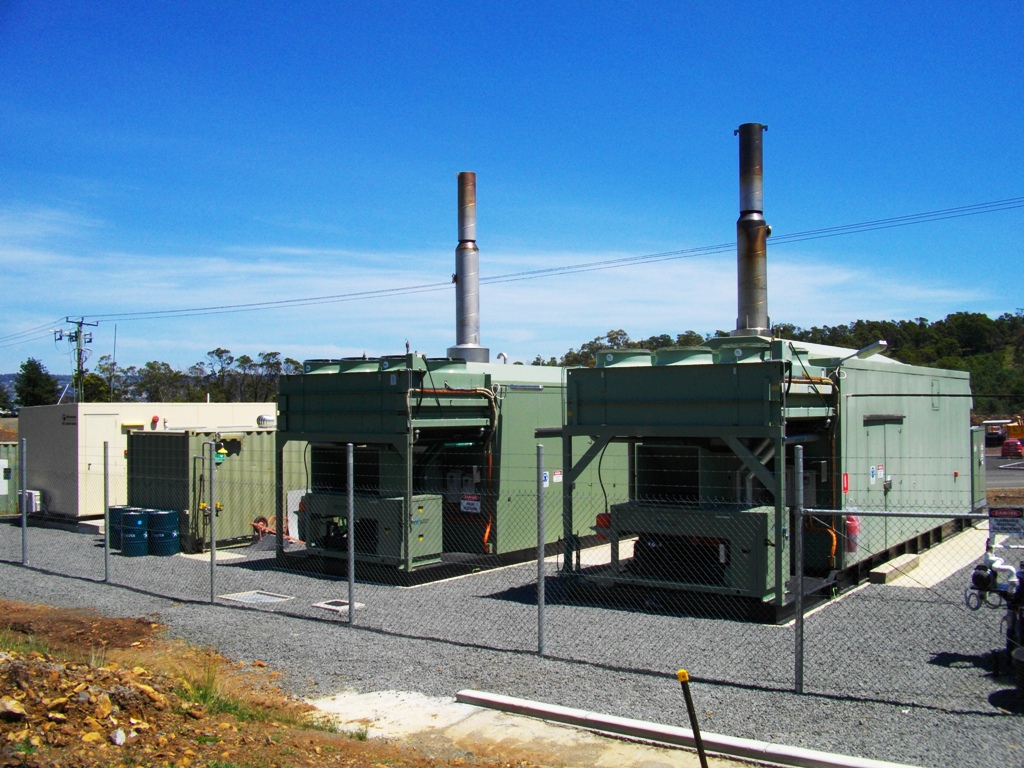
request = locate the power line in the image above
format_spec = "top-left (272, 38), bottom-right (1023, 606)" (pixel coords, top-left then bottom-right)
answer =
top-left (83, 195), bottom-right (1023, 324)
top-left (85, 280), bottom-right (456, 321)
top-left (0, 330), bottom-right (56, 352)
top-left (0, 318), bottom-right (67, 346)
top-left (6, 196), bottom-right (1024, 334)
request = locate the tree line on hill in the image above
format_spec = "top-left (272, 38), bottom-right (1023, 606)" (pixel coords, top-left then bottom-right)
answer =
top-left (6, 349), bottom-right (301, 408)
top-left (6, 311), bottom-right (1022, 417)
top-left (530, 311), bottom-right (1024, 416)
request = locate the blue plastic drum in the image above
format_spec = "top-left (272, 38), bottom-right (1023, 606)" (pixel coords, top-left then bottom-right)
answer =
top-left (107, 505), bottom-right (128, 549)
top-left (120, 511), bottom-right (148, 557)
top-left (147, 509), bottom-right (180, 556)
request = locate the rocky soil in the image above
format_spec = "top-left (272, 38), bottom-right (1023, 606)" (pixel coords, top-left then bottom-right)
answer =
top-left (0, 600), bottom-right (536, 768)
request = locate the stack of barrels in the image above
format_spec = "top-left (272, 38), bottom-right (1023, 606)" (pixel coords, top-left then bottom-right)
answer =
top-left (108, 506), bottom-right (180, 557)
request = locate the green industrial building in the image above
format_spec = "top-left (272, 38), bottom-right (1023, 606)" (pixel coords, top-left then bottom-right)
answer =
top-left (559, 337), bottom-right (984, 606)
top-left (275, 354), bottom-right (626, 570)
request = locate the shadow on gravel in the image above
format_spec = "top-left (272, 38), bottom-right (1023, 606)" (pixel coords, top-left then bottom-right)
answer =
top-left (987, 688), bottom-right (1024, 714)
top-left (485, 578), bottom-right (782, 623)
top-left (928, 650), bottom-right (994, 671)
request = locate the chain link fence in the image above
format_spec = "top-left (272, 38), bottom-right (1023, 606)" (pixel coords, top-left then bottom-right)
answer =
top-left (0, 437), bottom-right (1021, 715)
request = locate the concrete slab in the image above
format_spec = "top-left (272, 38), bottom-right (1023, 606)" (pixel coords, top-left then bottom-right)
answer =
top-left (869, 553), bottom-right (919, 584)
top-left (456, 690), bottom-right (926, 768)
top-left (76, 518), bottom-right (105, 535)
top-left (572, 537), bottom-right (637, 567)
top-left (310, 689), bottom-right (742, 767)
top-left (887, 524), bottom-right (989, 589)
top-left (179, 550), bottom-right (246, 562)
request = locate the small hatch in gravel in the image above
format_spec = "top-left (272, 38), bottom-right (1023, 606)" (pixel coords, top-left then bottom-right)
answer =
top-left (313, 598), bottom-right (365, 613)
top-left (220, 590), bottom-right (294, 604)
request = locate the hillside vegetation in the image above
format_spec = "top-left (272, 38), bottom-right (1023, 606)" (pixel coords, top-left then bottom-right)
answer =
top-left (6, 312), bottom-right (1022, 418)
top-left (533, 311), bottom-right (1024, 417)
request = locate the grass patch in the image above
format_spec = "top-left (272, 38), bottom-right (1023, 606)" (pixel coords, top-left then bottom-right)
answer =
top-left (302, 711), bottom-right (343, 733)
top-left (0, 627), bottom-right (52, 657)
top-left (0, 626), bottom-right (107, 671)
top-left (174, 654), bottom-right (267, 723)
top-left (89, 644), bottom-right (108, 668)
top-left (340, 724), bottom-right (369, 741)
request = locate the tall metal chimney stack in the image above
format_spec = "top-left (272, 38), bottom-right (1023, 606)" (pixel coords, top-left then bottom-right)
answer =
top-left (447, 171), bottom-right (489, 362)
top-left (731, 123), bottom-right (770, 337)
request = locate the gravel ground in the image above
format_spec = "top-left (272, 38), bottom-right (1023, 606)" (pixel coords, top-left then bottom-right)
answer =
top-left (0, 520), bottom-right (1020, 768)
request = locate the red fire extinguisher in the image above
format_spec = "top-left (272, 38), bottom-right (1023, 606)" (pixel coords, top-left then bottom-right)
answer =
top-left (845, 515), bottom-right (860, 553)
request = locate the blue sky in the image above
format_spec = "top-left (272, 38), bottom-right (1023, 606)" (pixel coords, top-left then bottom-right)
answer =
top-left (1, 2), bottom-right (1020, 377)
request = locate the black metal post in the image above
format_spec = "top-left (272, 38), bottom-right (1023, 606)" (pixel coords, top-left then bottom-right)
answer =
top-left (347, 443), bottom-right (355, 624)
top-left (677, 669), bottom-right (709, 768)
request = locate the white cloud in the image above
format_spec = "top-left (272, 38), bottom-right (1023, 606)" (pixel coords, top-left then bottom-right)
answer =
top-left (0, 207), bottom-right (103, 241)
top-left (0, 241), bottom-right (1010, 374)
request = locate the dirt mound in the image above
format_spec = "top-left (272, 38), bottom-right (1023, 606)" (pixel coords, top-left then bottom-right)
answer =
top-left (0, 600), bottom-right (535, 768)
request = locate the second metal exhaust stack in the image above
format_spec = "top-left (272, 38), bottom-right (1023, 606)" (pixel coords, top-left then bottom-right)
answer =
top-left (447, 171), bottom-right (489, 362)
top-left (732, 123), bottom-right (770, 337)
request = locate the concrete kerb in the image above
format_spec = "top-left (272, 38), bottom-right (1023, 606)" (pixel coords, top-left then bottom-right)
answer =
top-left (455, 690), bottom-right (926, 768)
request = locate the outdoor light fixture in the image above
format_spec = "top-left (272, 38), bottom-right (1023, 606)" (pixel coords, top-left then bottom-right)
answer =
top-left (840, 340), bottom-right (888, 362)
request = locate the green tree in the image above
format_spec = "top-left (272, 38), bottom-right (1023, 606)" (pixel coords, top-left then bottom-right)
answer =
top-left (234, 354), bottom-right (257, 401)
top-left (675, 331), bottom-right (706, 347)
top-left (205, 348), bottom-right (235, 402)
top-left (13, 358), bottom-right (60, 407)
top-left (79, 372), bottom-right (111, 403)
top-left (254, 352), bottom-right (285, 401)
top-left (531, 355), bottom-right (559, 366)
top-left (92, 355), bottom-right (134, 402)
top-left (0, 383), bottom-right (13, 413)
top-left (133, 361), bottom-right (186, 402)
top-left (561, 329), bottom-right (633, 367)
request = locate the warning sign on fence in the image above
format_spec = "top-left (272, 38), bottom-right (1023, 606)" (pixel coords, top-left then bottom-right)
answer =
top-left (989, 506), bottom-right (1024, 535)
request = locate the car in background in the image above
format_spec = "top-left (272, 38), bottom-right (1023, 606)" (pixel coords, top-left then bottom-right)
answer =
top-left (1002, 438), bottom-right (1024, 458)
top-left (985, 424), bottom-right (1007, 447)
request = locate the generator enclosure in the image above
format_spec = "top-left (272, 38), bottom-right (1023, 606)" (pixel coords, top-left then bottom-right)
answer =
top-left (276, 353), bottom-right (627, 570)
top-left (127, 429), bottom-right (306, 552)
top-left (560, 337), bottom-right (984, 605)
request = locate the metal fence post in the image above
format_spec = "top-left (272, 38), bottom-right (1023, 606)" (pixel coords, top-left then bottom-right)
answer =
top-left (347, 443), bottom-right (355, 625)
top-left (207, 441), bottom-right (217, 604)
top-left (537, 443), bottom-right (546, 657)
top-left (19, 438), bottom-right (27, 565)
top-left (103, 441), bottom-right (110, 583)
top-left (794, 444), bottom-right (805, 694)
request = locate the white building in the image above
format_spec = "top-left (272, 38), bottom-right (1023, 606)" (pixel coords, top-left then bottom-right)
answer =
top-left (19, 403), bottom-right (277, 519)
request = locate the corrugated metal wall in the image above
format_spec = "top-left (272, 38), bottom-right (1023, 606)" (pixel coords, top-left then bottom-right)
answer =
top-left (0, 442), bottom-right (20, 514)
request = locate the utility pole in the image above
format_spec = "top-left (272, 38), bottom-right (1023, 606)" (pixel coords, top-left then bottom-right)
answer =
top-left (54, 317), bottom-right (98, 403)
